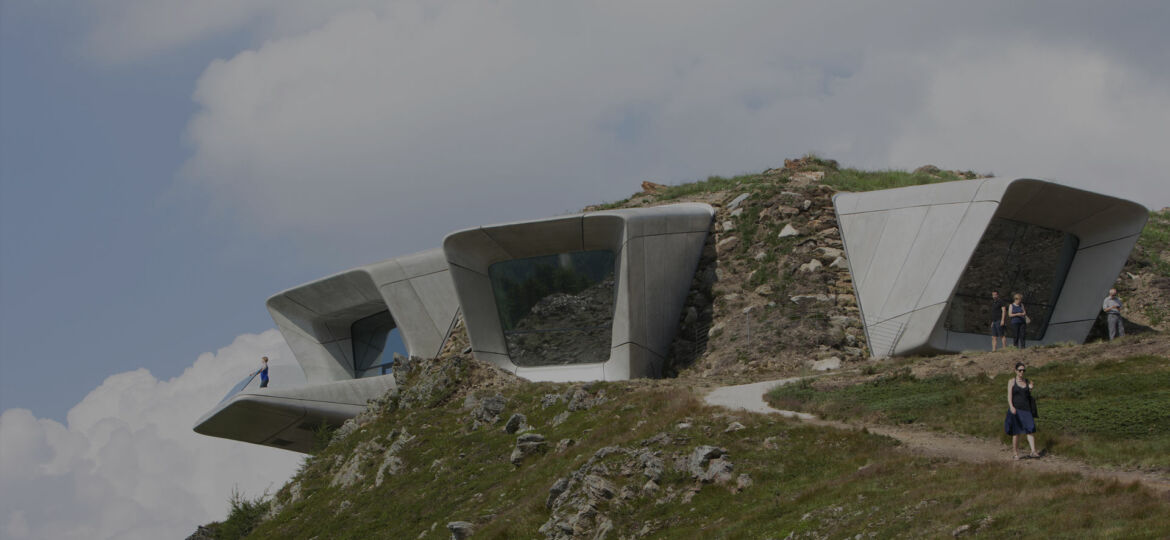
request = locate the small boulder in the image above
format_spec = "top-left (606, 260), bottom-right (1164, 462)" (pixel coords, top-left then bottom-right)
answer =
top-left (640, 180), bottom-right (667, 193)
top-left (722, 220), bottom-right (736, 232)
top-left (779, 224), bottom-right (800, 238)
top-left (447, 521), bottom-right (474, 540)
top-left (815, 247), bottom-right (843, 260)
top-left (798, 259), bottom-right (823, 273)
top-left (511, 433), bottom-right (548, 466)
top-left (504, 413), bottom-right (527, 434)
top-left (687, 446), bottom-right (727, 477)
top-left (727, 193), bottom-right (751, 210)
top-left (717, 236), bottom-right (740, 253)
top-left (811, 357), bottom-right (842, 371)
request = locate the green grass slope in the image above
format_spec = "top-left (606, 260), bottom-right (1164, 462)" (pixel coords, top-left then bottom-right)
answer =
top-left (240, 352), bottom-right (1169, 539)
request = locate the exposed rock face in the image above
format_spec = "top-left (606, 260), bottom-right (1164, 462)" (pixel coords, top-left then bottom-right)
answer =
top-left (375, 429), bottom-right (415, 487)
top-left (540, 445), bottom-right (666, 540)
top-left (511, 433), bottom-right (548, 466)
top-left (504, 413), bottom-right (528, 434)
top-left (331, 439), bottom-right (384, 488)
top-left (640, 181), bottom-right (666, 193)
top-left (466, 394), bottom-right (507, 428)
top-left (505, 278), bottom-right (615, 367)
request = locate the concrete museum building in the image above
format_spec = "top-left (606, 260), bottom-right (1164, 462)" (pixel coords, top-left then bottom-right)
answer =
top-left (196, 180), bottom-right (1145, 452)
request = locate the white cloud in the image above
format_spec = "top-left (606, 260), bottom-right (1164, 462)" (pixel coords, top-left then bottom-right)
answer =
top-left (0, 330), bottom-right (304, 540)
top-left (83, 0), bottom-right (384, 64)
top-left (172, 1), bottom-right (1170, 262)
top-left (887, 40), bottom-right (1170, 207)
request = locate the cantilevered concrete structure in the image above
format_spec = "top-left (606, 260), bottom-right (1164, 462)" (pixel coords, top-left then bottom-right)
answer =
top-left (443, 203), bottom-right (714, 382)
top-left (194, 249), bottom-right (460, 452)
top-left (833, 178), bottom-right (1147, 357)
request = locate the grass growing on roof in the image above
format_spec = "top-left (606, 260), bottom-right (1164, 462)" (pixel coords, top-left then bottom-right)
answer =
top-left (767, 354), bottom-right (1170, 470)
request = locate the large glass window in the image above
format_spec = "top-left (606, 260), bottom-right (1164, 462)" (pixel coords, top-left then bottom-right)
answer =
top-left (945, 218), bottom-right (1079, 340)
top-left (489, 250), bottom-right (616, 367)
top-left (351, 310), bottom-right (407, 378)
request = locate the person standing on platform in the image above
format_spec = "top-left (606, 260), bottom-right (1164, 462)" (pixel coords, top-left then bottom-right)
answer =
top-left (990, 291), bottom-right (1007, 351)
top-left (1102, 288), bottom-right (1125, 340)
top-left (1008, 293), bottom-right (1028, 348)
top-left (255, 356), bottom-right (270, 388)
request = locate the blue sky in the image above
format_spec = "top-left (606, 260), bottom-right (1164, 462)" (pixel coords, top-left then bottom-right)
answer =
top-left (1, 3), bottom-right (272, 420)
top-left (1, 2), bottom-right (1168, 538)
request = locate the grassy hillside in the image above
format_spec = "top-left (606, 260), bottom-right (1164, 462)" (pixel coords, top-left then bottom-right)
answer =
top-left (196, 157), bottom-right (1170, 539)
top-left (239, 350), bottom-right (1170, 539)
top-left (768, 340), bottom-right (1170, 469)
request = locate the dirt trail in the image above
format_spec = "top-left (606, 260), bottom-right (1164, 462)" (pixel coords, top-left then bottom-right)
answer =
top-left (704, 378), bottom-right (1170, 497)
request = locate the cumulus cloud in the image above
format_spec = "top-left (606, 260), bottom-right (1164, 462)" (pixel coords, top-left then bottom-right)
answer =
top-left (83, 0), bottom-right (383, 64)
top-left (169, 1), bottom-right (1170, 262)
top-left (887, 41), bottom-right (1170, 206)
top-left (0, 330), bottom-right (304, 540)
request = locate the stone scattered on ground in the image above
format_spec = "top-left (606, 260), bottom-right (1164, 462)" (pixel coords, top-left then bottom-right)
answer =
top-left (447, 521), bottom-right (474, 540)
top-left (811, 357), bottom-right (842, 371)
top-left (504, 413), bottom-right (528, 434)
top-left (511, 433), bottom-right (548, 466)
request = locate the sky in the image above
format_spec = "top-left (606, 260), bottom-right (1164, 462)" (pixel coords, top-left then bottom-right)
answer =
top-left (1, 1), bottom-right (1168, 538)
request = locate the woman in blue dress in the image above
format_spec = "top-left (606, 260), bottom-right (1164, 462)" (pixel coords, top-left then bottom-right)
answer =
top-left (1005, 362), bottom-right (1038, 459)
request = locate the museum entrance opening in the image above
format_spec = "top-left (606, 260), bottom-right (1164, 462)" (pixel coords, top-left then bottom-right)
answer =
top-left (488, 250), bottom-right (617, 367)
top-left (944, 218), bottom-right (1079, 340)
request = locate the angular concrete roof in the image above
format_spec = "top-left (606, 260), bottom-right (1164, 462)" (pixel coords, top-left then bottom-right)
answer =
top-left (833, 177), bottom-right (1147, 357)
top-left (443, 203), bottom-right (714, 381)
top-left (266, 248), bottom-right (460, 383)
top-left (194, 249), bottom-right (459, 452)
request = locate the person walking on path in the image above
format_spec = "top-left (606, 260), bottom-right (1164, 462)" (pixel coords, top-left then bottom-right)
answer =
top-left (1103, 288), bottom-right (1124, 340)
top-left (254, 356), bottom-right (270, 388)
top-left (1008, 293), bottom-right (1028, 348)
top-left (990, 291), bottom-right (1007, 351)
top-left (1004, 362), bottom-right (1038, 460)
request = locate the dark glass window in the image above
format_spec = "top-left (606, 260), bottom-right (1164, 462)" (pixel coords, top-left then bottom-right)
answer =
top-left (351, 310), bottom-right (407, 378)
top-left (945, 218), bottom-right (1079, 340)
top-left (488, 250), bottom-right (616, 367)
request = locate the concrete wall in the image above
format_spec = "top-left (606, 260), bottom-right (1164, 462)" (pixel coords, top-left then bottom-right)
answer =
top-left (833, 178), bottom-right (1147, 357)
top-left (265, 248), bottom-right (461, 384)
top-left (443, 203), bottom-right (714, 381)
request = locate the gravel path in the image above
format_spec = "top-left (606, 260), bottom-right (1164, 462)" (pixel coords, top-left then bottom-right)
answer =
top-left (704, 376), bottom-right (1170, 496)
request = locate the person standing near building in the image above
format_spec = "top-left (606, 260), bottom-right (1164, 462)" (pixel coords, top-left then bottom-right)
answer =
top-left (1102, 288), bottom-right (1124, 340)
top-left (1008, 293), bottom-right (1028, 348)
top-left (990, 290), bottom-right (1007, 351)
top-left (255, 356), bottom-right (270, 388)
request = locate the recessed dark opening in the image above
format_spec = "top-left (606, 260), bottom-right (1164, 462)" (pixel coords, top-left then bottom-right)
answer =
top-left (945, 218), bottom-right (1079, 340)
top-left (488, 250), bottom-right (617, 367)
